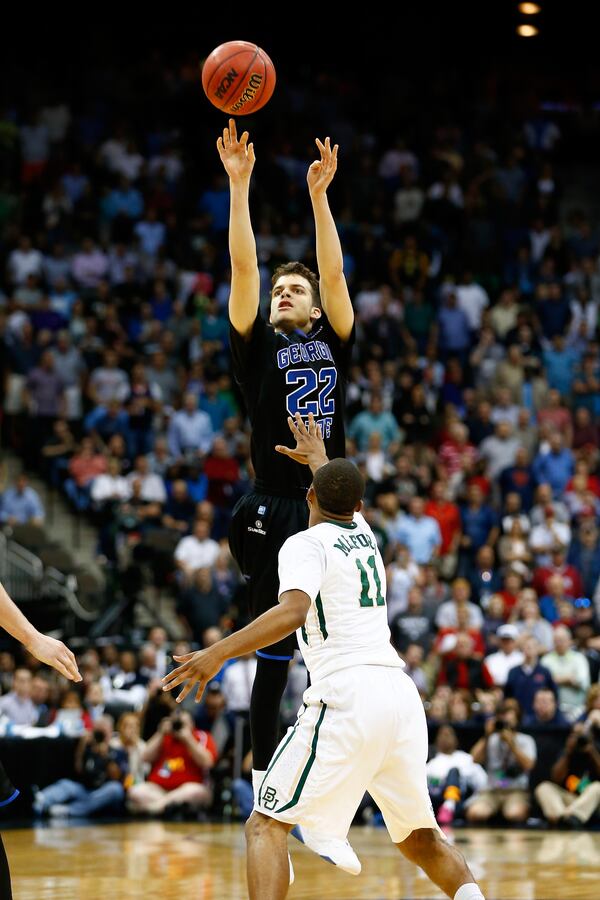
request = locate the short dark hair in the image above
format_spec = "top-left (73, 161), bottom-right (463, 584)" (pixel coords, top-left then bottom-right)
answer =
top-left (271, 261), bottom-right (321, 308)
top-left (313, 458), bottom-right (364, 516)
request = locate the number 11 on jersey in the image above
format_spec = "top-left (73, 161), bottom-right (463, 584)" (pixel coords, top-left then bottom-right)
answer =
top-left (356, 555), bottom-right (385, 607)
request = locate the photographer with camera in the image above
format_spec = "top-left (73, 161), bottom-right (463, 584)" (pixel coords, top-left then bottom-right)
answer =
top-left (534, 704), bottom-right (600, 829)
top-left (32, 716), bottom-right (127, 817)
top-left (127, 709), bottom-right (217, 817)
top-left (465, 698), bottom-right (536, 824)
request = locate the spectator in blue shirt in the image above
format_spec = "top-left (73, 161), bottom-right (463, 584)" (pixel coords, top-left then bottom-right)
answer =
top-left (532, 433), bottom-right (574, 498)
top-left (437, 291), bottom-right (471, 362)
top-left (134, 208), bottom-right (166, 257)
top-left (459, 484), bottom-right (499, 575)
top-left (85, 400), bottom-right (131, 453)
top-left (523, 687), bottom-right (569, 728)
top-left (348, 394), bottom-right (401, 451)
top-left (199, 380), bottom-right (235, 433)
top-left (542, 335), bottom-right (578, 397)
top-left (0, 474), bottom-right (45, 525)
top-left (505, 636), bottom-right (558, 718)
top-left (499, 447), bottom-right (536, 511)
top-left (167, 393), bottom-right (214, 460)
top-left (392, 496), bottom-right (442, 564)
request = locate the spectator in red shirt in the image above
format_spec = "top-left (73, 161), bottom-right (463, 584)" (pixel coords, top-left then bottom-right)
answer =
top-left (537, 389), bottom-right (573, 447)
top-left (533, 547), bottom-right (583, 599)
top-left (438, 423), bottom-right (477, 481)
top-left (425, 480), bottom-right (462, 579)
top-left (436, 632), bottom-right (494, 691)
top-left (128, 710), bottom-right (217, 816)
top-left (64, 437), bottom-right (108, 510)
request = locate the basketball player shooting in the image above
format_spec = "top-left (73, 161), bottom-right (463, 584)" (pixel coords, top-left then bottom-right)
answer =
top-left (219, 118), bottom-right (356, 871)
top-left (163, 414), bottom-right (485, 900)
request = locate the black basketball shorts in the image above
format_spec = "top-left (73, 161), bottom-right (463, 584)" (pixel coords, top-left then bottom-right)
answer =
top-left (229, 491), bottom-right (309, 659)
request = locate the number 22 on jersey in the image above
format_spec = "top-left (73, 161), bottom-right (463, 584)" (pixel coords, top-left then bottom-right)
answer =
top-left (285, 367), bottom-right (337, 417)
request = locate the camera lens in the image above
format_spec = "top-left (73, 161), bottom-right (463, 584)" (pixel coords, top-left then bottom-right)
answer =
top-left (171, 718), bottom-right (183, 732)
top-left (92, 729), bottom-right (104, 743)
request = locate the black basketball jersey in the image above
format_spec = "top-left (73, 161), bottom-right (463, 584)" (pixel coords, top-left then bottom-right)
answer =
top-left (230, 311), bottom-right (354, 497)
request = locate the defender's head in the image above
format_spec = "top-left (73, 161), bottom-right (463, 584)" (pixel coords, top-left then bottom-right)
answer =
top-left (307, 458), bottom-right (364, 526)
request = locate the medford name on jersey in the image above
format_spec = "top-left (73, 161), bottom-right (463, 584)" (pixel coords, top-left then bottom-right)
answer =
top-left (333, 532), bottom-right (377, 557)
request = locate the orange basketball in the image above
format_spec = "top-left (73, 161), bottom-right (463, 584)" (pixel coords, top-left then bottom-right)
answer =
top-left (201, 40), bottom-right (276, 115)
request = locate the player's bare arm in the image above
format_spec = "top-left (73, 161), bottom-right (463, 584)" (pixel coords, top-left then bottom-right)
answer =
top-left (162, 590), bottom-right (310, 704)
top-left (217, 117), bottom-right (260, 338)
top-left (307, 137), bottom-right (354, 342)
top-left (0, 581), bottom-right (81, 682)
top-left (275, 412), bottom-right (329, 472)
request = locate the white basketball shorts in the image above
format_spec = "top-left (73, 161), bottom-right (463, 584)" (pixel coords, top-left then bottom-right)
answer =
top-left (255, 665), bottom-right (440, 843)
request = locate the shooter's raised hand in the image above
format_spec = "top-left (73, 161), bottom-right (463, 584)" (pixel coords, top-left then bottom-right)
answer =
top-left (216, 118), bottom-right (255, 182)
top-left (307, 136), bottom-right (338, 197)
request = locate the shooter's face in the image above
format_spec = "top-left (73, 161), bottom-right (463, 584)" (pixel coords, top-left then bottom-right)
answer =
top-left (270, 275), bottom-right (320, 332)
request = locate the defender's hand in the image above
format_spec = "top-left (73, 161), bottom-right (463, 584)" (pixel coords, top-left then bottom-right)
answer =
top-left (275, 412), bottom-right (328, 471)
top-left (162, 647), bottom-right (224, 704)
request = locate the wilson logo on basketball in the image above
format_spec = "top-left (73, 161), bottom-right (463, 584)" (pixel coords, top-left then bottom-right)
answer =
top-left (214, 68), bottom-right (238, 100)
top-left (230, 73), bottom-right (263, 112)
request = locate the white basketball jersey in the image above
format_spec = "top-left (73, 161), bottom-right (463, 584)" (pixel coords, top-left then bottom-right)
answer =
top-left (278, 511), bottom-right (404, 682)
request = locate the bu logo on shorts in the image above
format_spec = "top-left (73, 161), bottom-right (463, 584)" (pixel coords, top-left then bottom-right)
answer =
top-left (261, 785), bottom-right (279, 810)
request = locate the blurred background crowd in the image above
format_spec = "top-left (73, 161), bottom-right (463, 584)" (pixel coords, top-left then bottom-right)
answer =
top-left (1, 17), bottom-right (600, 831)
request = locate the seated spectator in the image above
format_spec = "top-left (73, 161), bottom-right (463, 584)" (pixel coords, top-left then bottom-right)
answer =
top-left (498, 520), bottom-right (532, 579)
top-left (168, 393), bottom-right (214, 461)
top-left (459, 484), bottom-right (499, 574)
top-left (424, 480), bottom-right (461, 580)
top-left (100, 651), bottom-right (150, 712)
top-left (499, 449), bottom-right (535, 512)
top-left (435, 578), bottom-right (484, 631)
top-left (539, 574), bottom-right (573, 624)
top-left (221, 652), bottom-right (257, 716)
top-left (401, 643), bottom-right (428, 695)
top-left (391, 586), bottom-right (436, 653)
top-left (124, 454), bottom-right (167, 504)
top-left (51, 689), bottom-right (89, 734)
top-left (436, 633), bottom-right (493, 692)
top-left (541, 626), bottom-right (591, 721)
top-left (91, 457), bottom-right (131, 506)
top-left (533, 546), bottom-right (583, 599)
top-left (532, 432), bottom-right (574, 499)
top-left (0, 474), bottom-right (45, 526)
top-left (534, 711), bottom-right (600, 828)
top-left (41, 418), bottom-right (76, 488)
top-left (481, 624), bottom-right (524, 687)
top-left (524, 688), bottom-right (569, 728)
top-left (33, 716), bottom-right (126, 817)
top-left (174, 519), bottom-right (220, 586)
top-left (31, 674), bottom-right (52, 726)
top-left (111, 712), bottom-right (147, 789)
top-left (505, 637), bottom-right (557, 717)
top-left (481, 595), bottom-right (507, 651)
top-left (427, 724), bottom-right (487, 825)
top-left (568, 522), bottom-right (600, 598)
top-left (162, 480), bottom-right (196, 535)
top-left (511, 588), bottom-right (554, 653)
top-left (435, 604), bottom-right (486, 658)
top-left (391, 495), bottom-right (441, 565)
top-left (386, 544), bottom-right (420, 622)
top-left (529, 508), bottom-right (571, 568)
top-left (127, 710), bottom-right (217, 816)
top-left (0, 668), bottom-right (38, 725)
top-left (178, 568), bottom-right (231, 642)
top-left (348, 393), bottom-right (401, 452)
top-left (466, 699), bottom-right (536, 824)
top-left (530, 482), bottom-right (570, 527)
top-left (64, 437), bottom-right (107, 511)
top-left (87, 349), bottom-right (129, 405)
top-left (469, 545), bottom-right (503, 607)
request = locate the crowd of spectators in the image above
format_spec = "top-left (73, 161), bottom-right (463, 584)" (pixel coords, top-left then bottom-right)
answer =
top-left (1, 51), bottom-right (600, 829)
